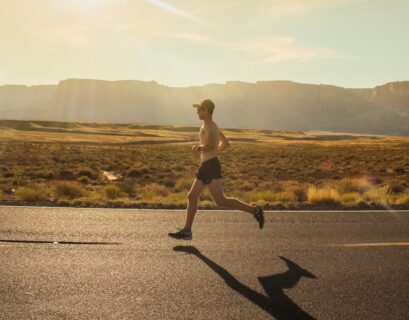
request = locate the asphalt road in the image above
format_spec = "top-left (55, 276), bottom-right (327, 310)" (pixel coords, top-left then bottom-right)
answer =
top-left (1, 206), bottom-right (408, 320)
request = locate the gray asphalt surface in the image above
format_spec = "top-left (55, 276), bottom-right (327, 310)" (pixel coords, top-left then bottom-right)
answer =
top-left (1, 206), bottom-right (408, 320)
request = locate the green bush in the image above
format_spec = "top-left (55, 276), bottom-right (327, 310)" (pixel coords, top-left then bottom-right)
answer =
top-left (273, 191), bottom-right (297, 203)
top-left (340, 192), bottom-right (363, 206)
top-left (55, 181), bottom-right (84, 199)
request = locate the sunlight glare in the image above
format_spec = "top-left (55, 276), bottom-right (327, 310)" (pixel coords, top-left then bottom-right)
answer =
top-left (56, 0), bottom-right (109, 10)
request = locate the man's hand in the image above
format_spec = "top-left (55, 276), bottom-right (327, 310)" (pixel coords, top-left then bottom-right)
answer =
top-left (192, 144), bottom-right (200, 152)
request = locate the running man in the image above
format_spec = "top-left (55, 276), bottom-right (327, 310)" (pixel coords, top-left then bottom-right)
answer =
top-left (168, 98), bottom-right (264, 240)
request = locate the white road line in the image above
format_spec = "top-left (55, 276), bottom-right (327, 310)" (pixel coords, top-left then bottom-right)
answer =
top-left (325, 242), bottom-right (409, 247)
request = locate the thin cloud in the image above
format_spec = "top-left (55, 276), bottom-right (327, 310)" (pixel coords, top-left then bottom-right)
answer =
top-left (266, 0), bottom-right (362, 16)
top-left (156, 32), bottom-right (345, 63)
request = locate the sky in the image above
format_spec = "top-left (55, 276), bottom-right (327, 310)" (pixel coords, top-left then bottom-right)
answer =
top-left (0, 0), bottom-right (408, 88)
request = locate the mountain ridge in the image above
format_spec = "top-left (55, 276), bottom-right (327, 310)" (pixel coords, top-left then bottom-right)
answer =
top-left (0, 79), bottom-right (408, 135)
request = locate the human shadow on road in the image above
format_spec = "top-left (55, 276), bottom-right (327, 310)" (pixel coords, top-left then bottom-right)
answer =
top-left (173, 245), bottom-right (317, 320)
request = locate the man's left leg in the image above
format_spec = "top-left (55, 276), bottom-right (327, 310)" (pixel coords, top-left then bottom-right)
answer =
top-left (207, 179), bottom-right (265, 228)
top-left (207, 179), bottom-right (256, 215)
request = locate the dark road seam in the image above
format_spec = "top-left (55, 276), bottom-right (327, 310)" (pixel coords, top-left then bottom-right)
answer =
top-left (0, 239), bottom-right (122, 245)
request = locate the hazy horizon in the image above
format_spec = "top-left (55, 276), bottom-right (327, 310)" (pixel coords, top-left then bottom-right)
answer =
top-left (0, 0), bottom-right (408, 88)
top-left (1, 77), bottom-right (408, 89)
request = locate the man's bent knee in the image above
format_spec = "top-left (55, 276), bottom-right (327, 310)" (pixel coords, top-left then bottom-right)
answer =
top-left (214, 197), bottom-right (228, 207)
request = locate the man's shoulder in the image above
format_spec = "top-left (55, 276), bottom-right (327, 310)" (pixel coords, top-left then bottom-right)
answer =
top-left (204, 121), bottom-right (219, 129)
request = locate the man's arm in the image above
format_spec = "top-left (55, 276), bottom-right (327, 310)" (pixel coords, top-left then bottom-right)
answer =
top-left (218, 130), bottom-right (230, 151)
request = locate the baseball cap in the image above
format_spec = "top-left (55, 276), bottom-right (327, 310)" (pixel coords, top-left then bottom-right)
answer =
top-left (192, 98), bottom-right (215, 114)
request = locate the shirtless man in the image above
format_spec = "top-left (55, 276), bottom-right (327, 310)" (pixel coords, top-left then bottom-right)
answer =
top-left (168, 98), bottom-right (264, 240)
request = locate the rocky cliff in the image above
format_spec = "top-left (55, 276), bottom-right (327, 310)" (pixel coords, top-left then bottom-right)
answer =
top-left (0, 79), bottom-right (408, 135)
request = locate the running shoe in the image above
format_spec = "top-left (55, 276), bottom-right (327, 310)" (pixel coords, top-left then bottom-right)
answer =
top-left (254, 205), bottom-right (265, 229)
top-left (168, 228), bottom-right (192, 240)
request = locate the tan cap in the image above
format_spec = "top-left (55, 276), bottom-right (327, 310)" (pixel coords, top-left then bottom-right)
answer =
top-left (192, 98), bottom-right (215, 114)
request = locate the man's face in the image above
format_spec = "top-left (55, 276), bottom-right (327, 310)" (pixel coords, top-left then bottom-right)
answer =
top-left (196, 106), bottom-right (209, 120)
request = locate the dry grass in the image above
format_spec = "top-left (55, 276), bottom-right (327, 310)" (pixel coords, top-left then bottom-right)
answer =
top-left (54, 181), bottom-right (84, 199)
top-left (337, 178), bottom-right (372, 194)
top-left (396, 194), bottom-right (409, 204)
top-left (307, 187), bottom-right (340, 205)
top-left (363, 187), bottom-right (392, 206)
top-left (0, 120), bottom-right (408, 208)
top-left (104, 185), bottom-right (124, 199)
top-left (339, 192), bottom-right (364, 206)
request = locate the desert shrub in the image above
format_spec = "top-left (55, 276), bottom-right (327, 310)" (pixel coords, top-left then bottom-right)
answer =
top-left (78, 176), bottom-right (91, 184)
top-left (144, 183), bottom-right (169, 196)
top-left (337, 178), bottom-right (372, 194)
top-left (393, 166), bottom-right (406, 174)
top-left (243, 190), bottom-right (274, 202)
top-left (173, 164), bottom-right (184, 172)
top-left (78, 168), bottom-right (95, 179)
top-left (291, 186), bottom-right (308, 202)
top-left (175, 178), bottom-right (192, 192)
top-left (387, 182), bottom-right (405, 194)
top-left (363, 187), bottom-right (391, 205)
top-left (238, 180), bottom-right (254, 192)
top-left (3, 171), bottom-right (14, 178)
top-left (117, 179), bottom-right (136, 197)
top-left (128, 167), bottom-right (148, 177)
top-left (273, 191), bottom-right (297, 203)
top-left (307, 187), bottom-right (340, 205)
top-left (270, 182), bottom-right (284, 193)
top-left (35, 170), bottom-right (54, 179)
top-left (104, 185), bottom-right (123, 199)
top-left (340, 192), bottom-right (363, 206)
top-left (162, 179), bottom-right (175, 188)
top-left (54, 181), bottom-right (84, 199)
top-left (58, 169), bottom-right (75, 180)
top-left (15, 187), bottom-right (46, 201)
top-left (396, 194), bottom-right (409, 204)
top-left (200, 191), bottom-right (213, 201)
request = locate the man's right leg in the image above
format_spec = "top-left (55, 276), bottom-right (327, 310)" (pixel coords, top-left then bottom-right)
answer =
top-left (183, 178), bottom-right (206, 231)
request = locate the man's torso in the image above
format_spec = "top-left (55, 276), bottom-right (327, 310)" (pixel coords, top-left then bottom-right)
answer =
top-left (199, 122), bottom-right (220, 163)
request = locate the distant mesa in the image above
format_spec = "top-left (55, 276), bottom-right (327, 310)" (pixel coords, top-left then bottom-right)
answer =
top-left (0, 79), bottom-right (408, 135)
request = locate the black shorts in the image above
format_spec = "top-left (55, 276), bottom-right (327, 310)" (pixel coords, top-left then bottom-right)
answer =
top-left (196, 157), bottom-right (223, 185)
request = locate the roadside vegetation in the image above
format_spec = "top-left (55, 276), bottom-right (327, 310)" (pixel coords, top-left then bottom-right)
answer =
top-left (0, 120), bottom-right (408, 209)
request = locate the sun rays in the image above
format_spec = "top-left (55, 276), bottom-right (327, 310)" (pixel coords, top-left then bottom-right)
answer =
top-left (144, 0), bottom-right (208, 25)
